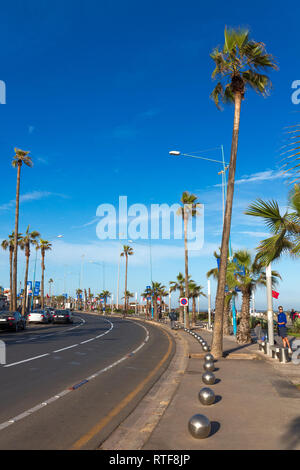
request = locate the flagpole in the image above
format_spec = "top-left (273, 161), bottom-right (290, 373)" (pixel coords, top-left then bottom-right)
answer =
top-left (266, 263), bottom-right (274, 354)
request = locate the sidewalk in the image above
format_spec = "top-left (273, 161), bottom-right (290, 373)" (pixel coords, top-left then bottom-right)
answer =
top-left (143, 326), bottom-right (300, 450)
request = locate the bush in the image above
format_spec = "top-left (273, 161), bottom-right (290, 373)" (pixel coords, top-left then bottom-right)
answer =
top-left (290, 318), bottom-right (300, 334)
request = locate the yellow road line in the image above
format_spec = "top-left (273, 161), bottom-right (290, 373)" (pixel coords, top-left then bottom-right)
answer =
top-left (70, 327), bottom-right (173, 450)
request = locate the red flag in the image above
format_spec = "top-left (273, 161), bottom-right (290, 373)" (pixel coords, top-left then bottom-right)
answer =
top-left (272, 290), bottom-right (279, 299)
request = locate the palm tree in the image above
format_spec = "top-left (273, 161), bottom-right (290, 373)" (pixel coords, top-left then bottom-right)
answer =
top-left (36, 239), bottom-right (52, 309)
top-left (159, 286), bottom-right (169, 315)
top-left (20, 226), bottom-right (40, 315)
top-left (170, 272), bottom-right (188, 323)
top-left (99, 290), bottom-right (111, 312)
top-left (141, 287), bottom-right (152, 319)
top-left (245, 184), bottom-right (300, 264)
top-left (188, 282), bottom-right (206, 327)
top-left (11, 148), bottom-right (33, 310)
top-left (1, 232), bottom-right (22, 311)
top-left (147, 282), bottom-right (166, 321)
top-left (120, 245), bottom-right (134, 314)
top-left (177, 191), bottom-right (200, 329)
top-left (49, 278), bottom-right (54, 306)
top-left (207, 250), bottom-right (237, 335)
top-left (229, 250), bottom-right (281, 344)
top-left (280, 124), bottom-right (300, 183)
top-left (122, 291), bottom-right (134, 311)
top-left (210, 27), bottom-right (277, 358)
top-left (76, 288), bottom-right (83, 309)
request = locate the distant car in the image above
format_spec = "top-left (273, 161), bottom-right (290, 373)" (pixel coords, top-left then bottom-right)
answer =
top-left (0, 311), bottom-right (26, 332)
top-left (52, 309), bottom-right (74, 324)
top-left (27, 310), bottom-right (51, 324)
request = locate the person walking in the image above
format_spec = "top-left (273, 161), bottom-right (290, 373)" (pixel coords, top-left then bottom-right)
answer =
top-left (168, 310), bottom-right (177, 329)
top-left (277, 306), bottom-right (292, 353)
top-left (254, 320), bottom-right (263, 341)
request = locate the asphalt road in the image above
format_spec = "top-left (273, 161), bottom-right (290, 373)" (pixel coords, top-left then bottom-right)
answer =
top-left (0, 313), bottom-right (175, 449)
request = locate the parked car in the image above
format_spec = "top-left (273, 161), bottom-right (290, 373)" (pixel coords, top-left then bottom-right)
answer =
top-left (52, 309), bottom-right (74, 324)
top-left (0, 311), bottom-right (26, 332)
top-left (27, 310), bottom-right (51, 324)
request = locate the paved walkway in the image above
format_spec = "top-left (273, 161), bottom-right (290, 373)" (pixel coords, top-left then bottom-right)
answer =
top-left (143, 326), bottom-right (300, 450)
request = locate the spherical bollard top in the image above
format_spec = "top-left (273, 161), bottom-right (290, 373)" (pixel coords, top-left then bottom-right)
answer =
top-left (204, 353), bottom-right (214, 362)
top-left (198, 387), bottom-right (215, 405)
top-left (202, 371), bottom-right (215, 385)
top-left (203, 360), bottom-right (215, 372)
top-left (188, 414), bottom-right (211, 439)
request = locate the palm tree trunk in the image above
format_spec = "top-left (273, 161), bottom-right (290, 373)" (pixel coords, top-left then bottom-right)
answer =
top-left (41, 251), bottom-right (45, 309)
top-left (192, 297), bottom-right (196, 326)
top-left (223, 296), bottom-right (231, 336)
top-left (124, 255), bottom-right (128, 313)
top-left (236, 288), bottom-right (252, 344)
top-left (179, 288), bottom-right (184, 323)
top-left (22, 250), bottom-right (30, 316)
top-left (153, 296), bottom-right (158, 321)
top-left (211, 91), bottom-right (242, 358)
top-left (184, 211), bottom-right (190, 329)
top-left (9, 247), bottom-right (13, 311)
top-left (12, 163), bottom-right (21, 311)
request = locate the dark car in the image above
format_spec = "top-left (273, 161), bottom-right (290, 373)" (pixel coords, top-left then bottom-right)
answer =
top-left (0, 311), bottom-right (26, 332)
top-left (52, 309), bottom-right (73, 324)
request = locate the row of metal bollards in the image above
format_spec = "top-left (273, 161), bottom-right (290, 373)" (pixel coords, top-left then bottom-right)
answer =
top-left (180, 327), bottom-right (218, 439)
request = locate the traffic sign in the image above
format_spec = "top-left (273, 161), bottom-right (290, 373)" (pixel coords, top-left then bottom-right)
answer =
top-left (180, 297), bottom-right (188, 306)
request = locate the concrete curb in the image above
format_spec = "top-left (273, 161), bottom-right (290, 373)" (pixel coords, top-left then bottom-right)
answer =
top-left (100, 320), bottom-right (189, 450)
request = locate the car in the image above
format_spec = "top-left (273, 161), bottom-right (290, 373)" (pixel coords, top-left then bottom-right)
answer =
top-left (52, 309), bottom-right (74, 324)
top-left (0, 311), bottom-right (26, 332)
top-left (27, 310), bottom-right (51, 324)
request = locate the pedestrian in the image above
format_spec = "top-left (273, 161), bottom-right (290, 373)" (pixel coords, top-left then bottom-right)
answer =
top-left (254, 320), bottom-right (263, 341)
top-left (168, 310), bottom-right (177, 329)
top-left (290, 309), bottom-right (295, 323)
top-left (277, 306), bottom-right (292, 353)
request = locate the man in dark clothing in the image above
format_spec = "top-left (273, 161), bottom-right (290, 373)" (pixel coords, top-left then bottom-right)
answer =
top-left (168, 310), bottom-right (177, 329)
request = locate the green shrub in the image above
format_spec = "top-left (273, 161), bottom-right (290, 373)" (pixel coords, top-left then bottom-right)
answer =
top-left (291, 318), bottom-right (300, 334)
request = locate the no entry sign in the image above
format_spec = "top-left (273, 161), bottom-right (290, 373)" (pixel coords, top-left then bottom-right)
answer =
top-left (180, 297), bottom-right (188, 306)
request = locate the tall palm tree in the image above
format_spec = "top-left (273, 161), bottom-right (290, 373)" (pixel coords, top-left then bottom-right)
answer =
top-left (11, 148), bottom-right (33, 310)
top-left (1, 232), bottom-right (22, 311)
top-left (188, 282), bottom-right (206, 327)
top-left (36, 239), bottom-right (52, 309)
top-left (120, 245), bottom-right (134, 314)
top-left (229, 250), bottom-right (281, 344)
top-left (177, 191), bottom-right (200, 329)
top-left (245, 184), bottom-right (300, 264)
top-left (207, 250), bottom-right (237, 335)
top-left (20, 226), bottom-right (40, 315)
top-left (210, 27), bottom-right (277, 358)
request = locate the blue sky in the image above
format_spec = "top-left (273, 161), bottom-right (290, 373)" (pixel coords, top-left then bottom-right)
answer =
top-left (0, 0), bottom-right (300, 309)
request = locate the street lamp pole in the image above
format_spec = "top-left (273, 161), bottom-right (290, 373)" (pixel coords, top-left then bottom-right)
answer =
top-left (169, 146), bottom-right (237, 335)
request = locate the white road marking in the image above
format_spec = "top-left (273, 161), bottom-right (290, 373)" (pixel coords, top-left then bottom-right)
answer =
top-left (4, 317), bottom-right (113, 368)
top-left (4, 353), bottom-right (50, 368)
top-left (0, 319), bottom-right (150, 432)
top-left (53, 344), bottom-right (78, 353)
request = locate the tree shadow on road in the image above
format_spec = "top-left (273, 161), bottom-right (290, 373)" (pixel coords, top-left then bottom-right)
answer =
top-left (281, 416), bottom-right (300, 449)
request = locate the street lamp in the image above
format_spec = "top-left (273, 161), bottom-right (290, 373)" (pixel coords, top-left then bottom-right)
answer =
top-left (169, 146), bottom-right (237, 335)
